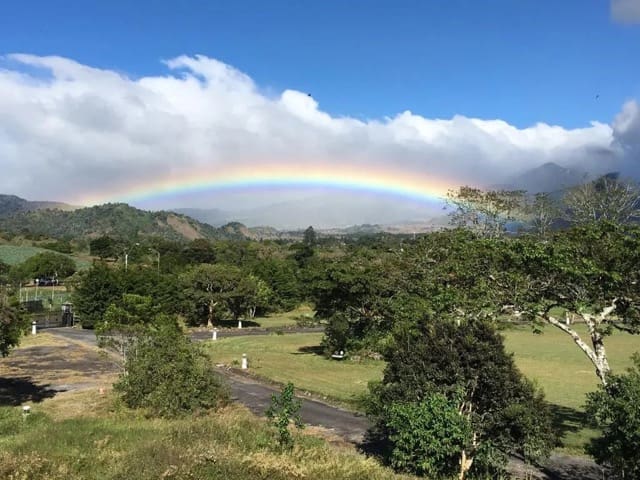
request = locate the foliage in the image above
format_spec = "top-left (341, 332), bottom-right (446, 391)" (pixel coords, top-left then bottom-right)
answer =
top-left (368, 318), bottom-right (555, 479)
top-left (586, 354), bottom-right (640, 478)
top-left (0, 289), bottom-right (26, 357)
top-left (564, 175), bottom-right (640, 225)
top-left (40, 240), bottom-right (74, 254)
top-left (510, 222), bottom-right (640, 384)
top-left (89, 235), bottom-right (118, 259)
top-left (95, 293), bottom-right (159, 358)
top-left (114, 322), bottom-right (229, 417)
top-left (447, 186), bottom-right (525, 238)
top-left (384, 394), bottom-right (472, 478)
top-left (0, 203), bottom-right (227, 242)
top-left (72, 262), bottom-right (123, 328)
top-left (522, 192), bottom-right (561, 237)
top-left (16, 251), bottom-right (77, 279)
top-left (265, 382), bottom-right (304, 450)
top-left (180, 263), bottom-right (267, 325)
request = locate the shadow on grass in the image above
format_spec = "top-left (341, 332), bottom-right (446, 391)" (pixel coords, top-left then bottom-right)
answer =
top-left (549, 403), bottom-right (590, 442)
top-left (293, 345), bottom-right (325, 356)
top-left (0, 377), bottom-right (57, 406)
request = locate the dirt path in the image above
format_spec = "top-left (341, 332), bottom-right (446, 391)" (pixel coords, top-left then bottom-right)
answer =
top-left (0, 333), bottom-right (119, 406)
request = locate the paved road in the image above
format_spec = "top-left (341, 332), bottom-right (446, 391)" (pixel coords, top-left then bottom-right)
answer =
top-left (222, 369), bottom-right (369, 443)
top-left (51, 326), bottom-right (324, 346)
top-left (49, 327), bottom-right (603, 480)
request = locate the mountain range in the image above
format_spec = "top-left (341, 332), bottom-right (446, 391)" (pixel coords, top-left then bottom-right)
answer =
top-left (0, 162), bottom-right (606, 240)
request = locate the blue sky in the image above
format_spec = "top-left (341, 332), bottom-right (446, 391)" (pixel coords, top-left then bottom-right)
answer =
top-left (1, 0), bottom-right (638, 128)
top-left (1, 0), bottom-right (639, 225)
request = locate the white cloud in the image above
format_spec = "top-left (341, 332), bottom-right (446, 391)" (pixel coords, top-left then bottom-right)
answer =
top-left (611, 0), bottom-right (640, 24)
top-left (0, 53), bottom-right (633, 217)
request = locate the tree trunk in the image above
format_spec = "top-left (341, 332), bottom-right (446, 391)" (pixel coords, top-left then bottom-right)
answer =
top-left (545, 304), bottom-right (616, 386)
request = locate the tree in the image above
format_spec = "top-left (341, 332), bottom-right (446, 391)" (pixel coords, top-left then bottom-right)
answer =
top-left (96, 293), bottom-right (158, 360)
top-left (72, 262), bottom-right (123, 328)
top-left (523, 192), bottom-right (561, 237)
top-left (510, 222), bottom-right (640, 385)
top-left (89, 235), bottom-right (118, 259)
top-left (368, 318), bottom-right (555, 479)
top-left (114, 322), bottom-right (229, 417)
top-left (564, 175), bottom-right (640, 225)
top-left (0, 288), bottom-right (26, 357)
top-left (18, 251), bottom-right (76, 279)
top-left (447, 187), bottom-right (525, 238)
top-left (586, 354), bottom-right (640, 478)
top-left (180, 264), bottom-right (257, 325)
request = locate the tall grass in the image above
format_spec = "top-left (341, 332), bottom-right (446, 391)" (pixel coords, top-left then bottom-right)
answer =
top-left (0, 392), bottom-right (417, 480)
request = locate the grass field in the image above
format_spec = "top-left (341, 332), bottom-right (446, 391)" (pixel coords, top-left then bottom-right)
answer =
top-left (204, 325), bottom-right (640, 454)
top-left (0, 390), bottom-right (418, 480)
top-left (0, 244), bottom-right (90, 270)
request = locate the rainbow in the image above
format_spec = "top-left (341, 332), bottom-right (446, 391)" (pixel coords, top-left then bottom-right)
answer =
top-left (74, 163), bottom-right (456, 206)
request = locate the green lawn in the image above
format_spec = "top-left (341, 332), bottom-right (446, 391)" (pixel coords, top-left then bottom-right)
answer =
top-left (503, 324), bottom-right (639, 453)
top-left (204, 333), bottom-right (384, 406)
top-left (204, 325), bottom-right (640, 454)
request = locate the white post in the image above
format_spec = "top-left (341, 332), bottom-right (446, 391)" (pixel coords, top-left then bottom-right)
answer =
top-left (22, 405), bottom-right (31, 418)
top-left (241, 353), bottom-right (248, 370)
top-left (212, 328), bottom-right (218, 340)
top-left (31, 321), bottom-right (37, 335)
top-left (238, 319), bottom-right (242, 329)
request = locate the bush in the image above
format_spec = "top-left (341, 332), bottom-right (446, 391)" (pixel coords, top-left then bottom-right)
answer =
top-left (586, 354), bottom-right (640, 479)
top-left (114, 324), bottom-right (229, 417)
top-left (385, 394), bottom-right (472, 479)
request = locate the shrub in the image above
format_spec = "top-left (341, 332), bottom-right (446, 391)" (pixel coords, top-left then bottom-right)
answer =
top-left (265, 382), bottom-right (304, 450)
top-left (586, 353), bottom-right (640, 479)
top-left (385, 393), bottom-right (472, 479)
top-left (114, 324), bottom-right (229, 417)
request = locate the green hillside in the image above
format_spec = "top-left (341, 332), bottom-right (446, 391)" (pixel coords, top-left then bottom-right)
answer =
top-left (0, 203), bottom-right (247, 242)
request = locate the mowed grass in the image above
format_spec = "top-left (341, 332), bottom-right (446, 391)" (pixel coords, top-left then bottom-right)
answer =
top-left (255, 304), bottom-right (318, 329)
top-left (205, 333), bottom-right (384, 405)
top-left (0, 390), bottom-right (418, 480)
top-left (205, 325), bottom-right (640, 454)
top-left (503, 324), bottom-right (639, 453)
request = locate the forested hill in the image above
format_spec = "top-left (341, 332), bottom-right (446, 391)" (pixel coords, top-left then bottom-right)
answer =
top-left (0, 194), bottom-right (76, 217)
top-left (0, 202), bottom-right (257, 242)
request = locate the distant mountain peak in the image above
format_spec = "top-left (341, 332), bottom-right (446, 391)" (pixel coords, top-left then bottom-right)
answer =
top-left (504, 162), bottom-right (589, 193)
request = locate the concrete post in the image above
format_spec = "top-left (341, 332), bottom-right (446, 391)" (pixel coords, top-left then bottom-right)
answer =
top-left (241, 353), bottom-right (248, 370)
top-left (238, 319), bottom-right (242, 329)
top-left (212, 328), bottom-right (218, 340)
top-left (22, 405), bottom-right (31, 417)
top-left (31, 321), bottom-right (37, 335)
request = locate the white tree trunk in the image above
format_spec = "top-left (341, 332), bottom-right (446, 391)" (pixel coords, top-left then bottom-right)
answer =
top-left (544, 301), bottom-right (616, 386)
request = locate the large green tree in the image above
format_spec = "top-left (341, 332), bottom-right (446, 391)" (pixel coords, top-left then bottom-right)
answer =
top-left (509, 222), bottom-right (640, 385)
top-left (368, 318), bottom-right (555, 479)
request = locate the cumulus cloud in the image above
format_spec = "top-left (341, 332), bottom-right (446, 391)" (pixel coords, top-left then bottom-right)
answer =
top-left (0, 53), bottom-right (634, 219)
top-left (611, 0), bottom-right (640, 24)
